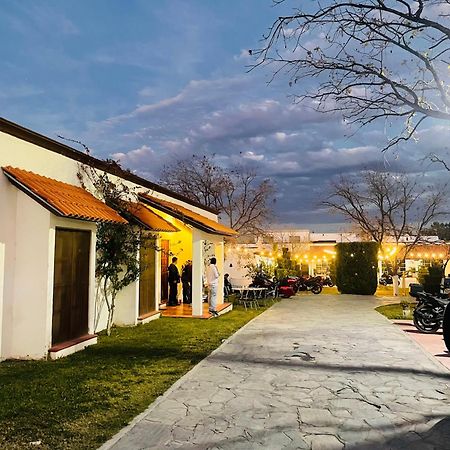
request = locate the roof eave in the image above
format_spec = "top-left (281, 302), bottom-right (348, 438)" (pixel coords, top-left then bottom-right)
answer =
top-left (0, 117), bottom-right (219, 215)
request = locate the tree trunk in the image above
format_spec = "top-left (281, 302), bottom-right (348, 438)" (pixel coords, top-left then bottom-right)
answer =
top-left (106, 301), bottom-right (115, 336)
top-left (392, 275), bottom-right (399, 296)
top-left (401, 274), bottom-right (406, 296)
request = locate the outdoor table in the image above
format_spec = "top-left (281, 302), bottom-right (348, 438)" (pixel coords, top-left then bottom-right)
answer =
top-left (232, 287), bottom-right (267, 309)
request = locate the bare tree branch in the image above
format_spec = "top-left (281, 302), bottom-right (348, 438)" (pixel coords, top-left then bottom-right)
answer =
top-left (252, 0), bottom-right (450, 150)
top-left (159, 155), bottom-right (275, 236)
top-left (323, 170), bottom-right (447, 273)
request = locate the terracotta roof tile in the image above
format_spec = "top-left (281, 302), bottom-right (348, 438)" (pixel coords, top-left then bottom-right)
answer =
top-left (125, 202), bottom-right (178, 232)
top-left (139, 194), bottom-right (237, 236)
top-left (2, 166), bottom-right (127, 224)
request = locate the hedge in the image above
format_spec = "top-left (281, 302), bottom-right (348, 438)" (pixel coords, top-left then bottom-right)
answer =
top-left (422, 263), bottom-right (443, 294)
top-left (336, 242), bottom-right (378, 295)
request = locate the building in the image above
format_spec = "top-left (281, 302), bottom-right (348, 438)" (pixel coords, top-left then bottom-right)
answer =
top-left (226, 229), bottom-right (450, 285)
top-left (225, 229), bottom-right (358, 284)
top-left (0, 118), bottom-right (236, 360)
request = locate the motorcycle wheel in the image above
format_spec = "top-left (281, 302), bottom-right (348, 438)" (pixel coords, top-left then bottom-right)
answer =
top-left (311, 284), bottom-right (322, 295)
top-left (413, 306), bottom-right (441, 333)
top-left (327, 281), bottom-right (334, 287)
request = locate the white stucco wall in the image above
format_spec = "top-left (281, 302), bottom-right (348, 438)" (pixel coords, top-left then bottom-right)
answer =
top-left (0, 127), bottom-right (225, 357)
top-left (4, 191), bottom-right (52, 359)
top-left (114, 278), bottom-right (139, 326)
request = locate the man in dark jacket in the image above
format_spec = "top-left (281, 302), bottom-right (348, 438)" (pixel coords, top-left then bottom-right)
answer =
top-left (168, 256), bottom-right (180, 306)
top-left (181, 260), bottom-right (192, 304)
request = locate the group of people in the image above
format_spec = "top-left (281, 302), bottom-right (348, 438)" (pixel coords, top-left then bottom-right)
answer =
top-left (167, 256), bottom-right (221, 316)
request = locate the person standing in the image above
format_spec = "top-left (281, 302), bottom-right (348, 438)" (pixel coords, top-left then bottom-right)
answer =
top-left (181, 260), bottom-right (192, 304)
top-left (206, 257), bottom-right (220, 317)
top-left (224, 273), bottom-right (233, 297)
top-left (168, 256), bottom-right (180, 306)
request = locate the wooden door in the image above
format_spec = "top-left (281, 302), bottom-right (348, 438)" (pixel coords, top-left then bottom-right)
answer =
top-left (139, 236), bottom-right (156, 315)
top-left (160, 239), bottom-right (169, 302)
top-left (52, 229), bottom-right (90, 345)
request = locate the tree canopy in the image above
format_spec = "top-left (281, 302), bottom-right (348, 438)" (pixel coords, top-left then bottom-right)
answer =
top-left (324, 170), bottom-right (446, 246)
top-left (159, 155), bottom-right (275, 236)
top-left (253, 0), bottom-right (450, 150)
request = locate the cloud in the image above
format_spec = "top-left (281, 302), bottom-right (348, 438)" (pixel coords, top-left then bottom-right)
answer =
top-left (77, 70), bottom-right (448, 228)
top-left (112, 145), bottom-right (156, 168)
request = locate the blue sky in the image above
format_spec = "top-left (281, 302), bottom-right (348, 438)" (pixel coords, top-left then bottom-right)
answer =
top-left (1, 1), bottom-right (449, 230)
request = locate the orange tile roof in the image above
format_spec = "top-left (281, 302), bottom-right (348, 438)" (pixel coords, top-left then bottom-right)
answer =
top-left (124, 202), bottom-right (178, 232)
top-left (140, 194), bottom-right (238, 236)
top-left (2, 166), bottom-right (127, 224)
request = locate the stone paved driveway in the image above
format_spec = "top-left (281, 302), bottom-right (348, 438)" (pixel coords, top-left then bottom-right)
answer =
top-left (101, 295), bottom-right (450, 450)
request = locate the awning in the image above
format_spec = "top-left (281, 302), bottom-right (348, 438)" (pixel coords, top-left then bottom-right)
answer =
top-left (124, 202), bottom-right (178, 232)
top-left (2, 166), bottom-right (127, 224)
top-left (139, 194), bottom-right (238, 237)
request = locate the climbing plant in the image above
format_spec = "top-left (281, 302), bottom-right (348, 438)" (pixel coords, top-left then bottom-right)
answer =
top-left (77, 161), bottom-right (148, 335)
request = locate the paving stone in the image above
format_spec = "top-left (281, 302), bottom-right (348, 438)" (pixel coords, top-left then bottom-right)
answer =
top-left (100, 296), bottom-right (450, 450)
top-left (306, 434), bottom-right (344, 449)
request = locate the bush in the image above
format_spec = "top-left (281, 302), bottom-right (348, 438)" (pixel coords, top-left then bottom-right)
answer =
top-left (336, 242), bottom-right (378, 295)
top-left (423, 262), bottom-right (443, 294)
top-left (275, 247), bottom-right (301, 279)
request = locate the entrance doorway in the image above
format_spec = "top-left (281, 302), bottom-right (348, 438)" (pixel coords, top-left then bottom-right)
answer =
top-left (52, 229), bottom-right (90, 345)
top-left (160, 239), bottom-right (169, 302)
top-left (139, 236), bottom-right (156, 315)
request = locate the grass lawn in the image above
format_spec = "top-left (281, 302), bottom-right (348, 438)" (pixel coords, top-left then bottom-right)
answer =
top-left (0, 304), bottom-right (270, 450)
top-left (375, 303), bottom-right (415, 320)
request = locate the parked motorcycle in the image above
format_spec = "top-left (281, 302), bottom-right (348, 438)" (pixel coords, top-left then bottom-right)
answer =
top-left (412, 291), bottom-right (450, 333)
top-left (379, 273), bottom-right (400, 286)
top-left (318, 275), bottom-right (334, 287)
top-left (280, 275), bottom-right (322, 295)
top-left (250, 273), bottom-right (279, 298)
top-left (297, 276), bottom-right (323, 295)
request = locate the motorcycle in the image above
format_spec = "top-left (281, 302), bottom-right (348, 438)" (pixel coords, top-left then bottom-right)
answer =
top-left (280, 275), bottom-right (323, 295)
top-left (379, 273), bottom-right (400, 286)
top-left (297, 276), bottom-right (323, 294)
top-left (318, 275), bottom-right (334, 287)
top-left (250, 273), bottom-right (279, 298)
top-left (412, 291), bottom-right (450, 333)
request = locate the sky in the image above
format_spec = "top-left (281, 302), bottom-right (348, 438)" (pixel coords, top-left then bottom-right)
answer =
top-left (1, 1), bottom-right (449, 231)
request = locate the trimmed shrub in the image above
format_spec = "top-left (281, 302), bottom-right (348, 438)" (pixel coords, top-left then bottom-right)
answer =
top-left (423, 263), bottom-right (443, 294)
top-left (336, 242), bottom-right (378, 295)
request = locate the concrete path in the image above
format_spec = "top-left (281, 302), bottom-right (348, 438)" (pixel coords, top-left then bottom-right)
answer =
top-left (101, 295), bottom-right (450, 450)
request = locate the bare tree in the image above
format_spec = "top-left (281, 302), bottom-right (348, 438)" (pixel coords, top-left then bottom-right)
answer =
top-left (160, 155), bottom-right (275, 236)
top-left (324, 171), bottom-right (446, 294)
top-left (253, 1), bottom-right (450, 150)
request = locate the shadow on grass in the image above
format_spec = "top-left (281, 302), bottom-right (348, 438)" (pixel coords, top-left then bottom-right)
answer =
top-left (0, 309), bottom-right (267, 450)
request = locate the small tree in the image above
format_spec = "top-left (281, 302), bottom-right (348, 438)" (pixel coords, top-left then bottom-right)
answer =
top-left (275, 247), bottom-right (301, 279)
top-left (160, 154), bottom-right (275, 237)
top-left (324, 171), bottom-right (446, 295)
top-left (245, 260), bottom-right (275, 280)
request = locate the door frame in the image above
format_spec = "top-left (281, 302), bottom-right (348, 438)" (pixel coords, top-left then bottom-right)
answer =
top-left (48, 218), bottom-right (96, 348)
top-left (52, 227), bottom-right (91, 345)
